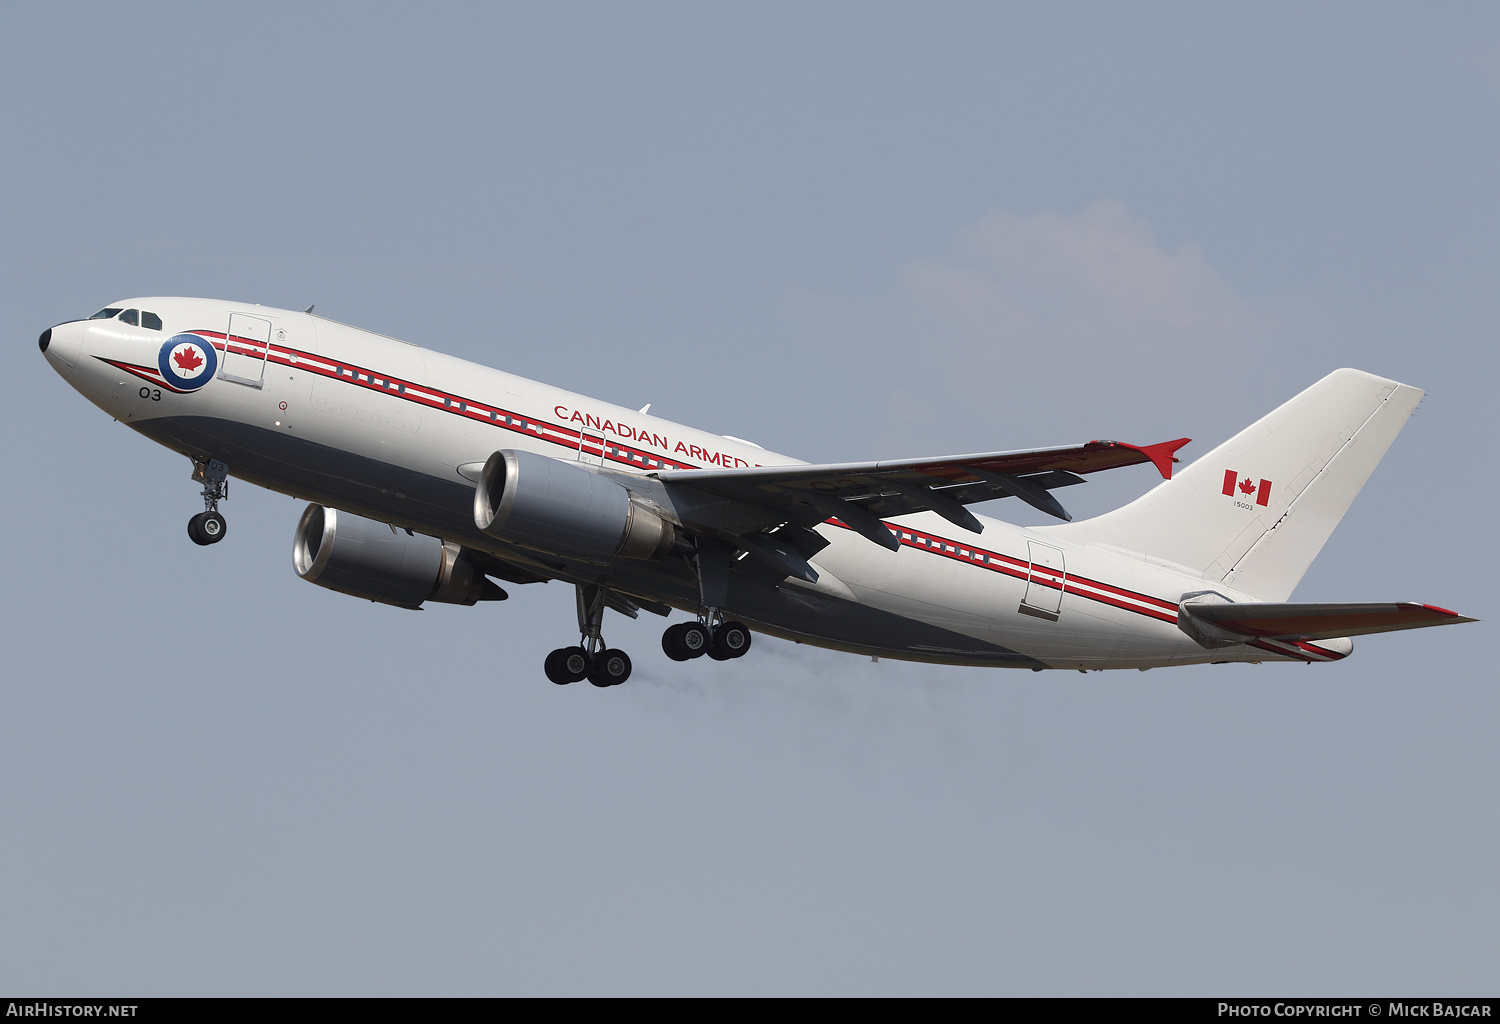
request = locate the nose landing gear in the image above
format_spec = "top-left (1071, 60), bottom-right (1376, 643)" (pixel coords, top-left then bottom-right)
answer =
top-left (188, 458), bottom-right (230, 546)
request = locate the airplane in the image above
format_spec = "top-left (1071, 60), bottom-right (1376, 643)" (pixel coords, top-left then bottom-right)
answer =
top-left (38, 297), bottom-right (1474, 686)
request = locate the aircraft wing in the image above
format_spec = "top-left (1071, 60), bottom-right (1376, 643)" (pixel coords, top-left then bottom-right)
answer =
top-left (1181, 601), bottom-right (1476, 641)
top-left (657, 437), bottom-right (1190, 550)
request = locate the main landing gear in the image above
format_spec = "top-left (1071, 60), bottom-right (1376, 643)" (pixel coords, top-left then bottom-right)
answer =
top-left (662, 616), bottom-right (752, 662)
top-left (663, 538), bottom-right (751, 663)
top-left (657, 538), bottom-right (751, 665)
top-left (188, 457), bottom-right (230, 546)
top-left (543, 586), bottom-right (754, 686)
top-left (545, 585), bottom-right (634, 687)
top-left (544, 645), bottom-right (632, 687)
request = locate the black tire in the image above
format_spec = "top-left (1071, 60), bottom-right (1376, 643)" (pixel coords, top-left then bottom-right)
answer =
top-left (200, 510), bottom-right (227, 544)
top-left (588, 648), bottom-right (632, 687)
top-left (187, 512), bottom-right (212, 546)
top-left (557, 646), bottom-right (591, 683)
top-left (679, 622), bottom-right (711, 659)
top-left (544, 648), bottom-right (575, 685)
top-left (662, 623), bottom-right (692, 662)
top-left (712, 620), bottom-right (753, 660)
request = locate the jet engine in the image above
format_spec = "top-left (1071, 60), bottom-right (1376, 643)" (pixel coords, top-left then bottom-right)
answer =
top-left (293, 504), bottom-right (506, 609)
top-left (473, 448), bottom-right (678, 561)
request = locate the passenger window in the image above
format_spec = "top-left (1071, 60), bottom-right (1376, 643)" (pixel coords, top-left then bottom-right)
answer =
top-left (120, 309), bottom-right (140, 326)
top-left (141, 311), bottom-right (162, 331)
top-left (89, 308), bottom-right (123, 320)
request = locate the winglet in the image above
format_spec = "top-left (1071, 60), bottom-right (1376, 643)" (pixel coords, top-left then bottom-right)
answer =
top-left (1116, 438), bottom-right (1191, 480)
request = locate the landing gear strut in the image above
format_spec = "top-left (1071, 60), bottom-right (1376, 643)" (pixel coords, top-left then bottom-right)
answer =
top-left (545, 584), bottom-right (633, 686)
top-left (188, 458), bottom-right (229, 546)
top-left (543, 545), bottom-right (756, 686)
top-left (660, 539), bottom-right (752, 665)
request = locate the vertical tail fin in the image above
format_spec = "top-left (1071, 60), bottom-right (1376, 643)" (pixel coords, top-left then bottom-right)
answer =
top-left (1047, 369), bottom-right (1423, 601)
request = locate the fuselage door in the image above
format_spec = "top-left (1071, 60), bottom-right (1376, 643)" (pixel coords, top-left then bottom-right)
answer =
top-left (219, 312), bottom-right (273, 387)
top-left (1020, 541), bottom-right (1066, 621)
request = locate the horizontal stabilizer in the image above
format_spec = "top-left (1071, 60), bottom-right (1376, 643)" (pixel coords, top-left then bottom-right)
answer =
top-left (1181, 601), bottom-right (1476, 641)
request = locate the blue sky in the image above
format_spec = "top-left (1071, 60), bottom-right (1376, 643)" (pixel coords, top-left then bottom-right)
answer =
top-left (2, 2), bottom-right (1495, 994)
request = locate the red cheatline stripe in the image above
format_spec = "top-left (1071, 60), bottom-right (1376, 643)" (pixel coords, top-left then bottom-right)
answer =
top-left (826, 519), bottom-right (1183, 624)
top-left (172, 332), bottom-right (1332, 655)
top-left (97, 357), bottom-right (198, 394)
top-left (1064, 581), bottom-right (1180, 623)
top-left (195, 332), bottom-right (701, 472)
top-left (890, 522), bottom-right (1177, 613)
top-left (1068, 574), bottom-right (1179, 611)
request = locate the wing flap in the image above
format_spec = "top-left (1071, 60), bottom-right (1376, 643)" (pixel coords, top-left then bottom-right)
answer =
top-left (1182, 601), bottom-right (1476, 641)
top-left (658, 438), bottom-right (1190, 539)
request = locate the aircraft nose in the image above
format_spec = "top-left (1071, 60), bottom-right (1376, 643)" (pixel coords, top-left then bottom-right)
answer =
top-left (41, 322), bottom-right (82, 378)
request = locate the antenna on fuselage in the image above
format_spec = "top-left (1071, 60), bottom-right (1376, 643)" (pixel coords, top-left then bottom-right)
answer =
top-left (304, 305), bottom-right (315, 314)
top-left (638, 403), bottom-right (651, 414)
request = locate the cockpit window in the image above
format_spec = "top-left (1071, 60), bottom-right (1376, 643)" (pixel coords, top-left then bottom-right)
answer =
top-left (140, 311), bottom-right (162, 330)
top-left (119, 309), bottom-right (140, 326)
top-left (89, 308), bottom-right (122, 320)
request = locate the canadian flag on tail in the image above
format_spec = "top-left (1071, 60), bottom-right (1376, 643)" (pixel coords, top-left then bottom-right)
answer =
top-left (1223, 469), bottom-right (1272, 506)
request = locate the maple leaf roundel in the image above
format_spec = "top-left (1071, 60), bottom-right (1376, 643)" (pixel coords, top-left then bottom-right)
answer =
top-left (157, 333), bottom-right (218, 391)
top-left (173, 347), bottom-right (204, 372)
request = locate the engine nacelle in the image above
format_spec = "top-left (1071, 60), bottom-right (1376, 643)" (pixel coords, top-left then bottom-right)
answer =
top-left (293, 504), bottom-right (506, 610)
top-left (473, 449), bottom-right (677, 561)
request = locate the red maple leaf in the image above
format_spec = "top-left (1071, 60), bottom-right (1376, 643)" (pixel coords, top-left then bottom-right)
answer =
top-left (1238, 477), bottom-right (1256, 494)
top-left (173, 346), bottom-right (204, 372)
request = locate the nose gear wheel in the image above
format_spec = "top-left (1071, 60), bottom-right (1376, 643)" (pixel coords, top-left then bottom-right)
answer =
top-left (188, 510), bottom-right (228, 546)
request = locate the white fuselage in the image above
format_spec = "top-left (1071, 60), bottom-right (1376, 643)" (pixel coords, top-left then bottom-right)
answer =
top-left (43, 297), bottom-right (1344, 669)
